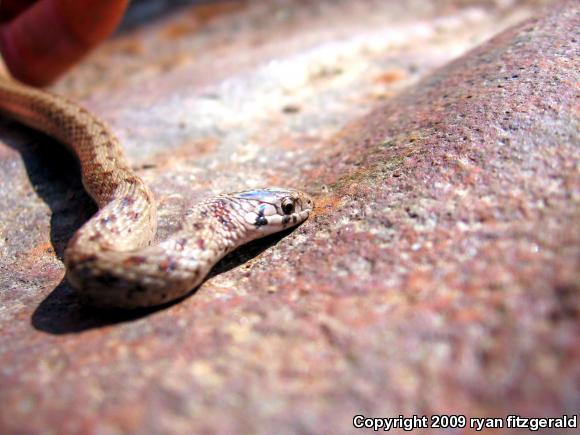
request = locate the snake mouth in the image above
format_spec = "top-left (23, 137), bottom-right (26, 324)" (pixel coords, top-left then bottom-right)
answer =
top-left (265, 208), bottom-right (310, 228)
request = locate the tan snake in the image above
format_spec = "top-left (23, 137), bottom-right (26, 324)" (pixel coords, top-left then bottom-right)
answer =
top-left (0, 76), bottom-right (313, 308)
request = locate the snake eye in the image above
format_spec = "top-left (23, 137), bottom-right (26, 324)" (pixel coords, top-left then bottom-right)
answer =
top-left (281, 198), bottom-right (295, 215)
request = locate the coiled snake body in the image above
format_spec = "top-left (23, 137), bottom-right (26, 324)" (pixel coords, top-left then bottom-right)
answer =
top-left (0, 76), bottom-right (313, 308)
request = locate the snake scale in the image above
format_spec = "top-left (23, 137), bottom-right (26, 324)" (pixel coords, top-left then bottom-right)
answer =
top-left (0, 76), bottom-right (313, 308)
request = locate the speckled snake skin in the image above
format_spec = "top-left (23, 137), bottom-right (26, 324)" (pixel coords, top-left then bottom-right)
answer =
top-left (0, 76), bottom-right (313, 308)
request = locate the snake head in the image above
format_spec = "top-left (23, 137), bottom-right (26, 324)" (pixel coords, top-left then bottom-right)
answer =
top-left (233, 187), bottom-right (314, 237)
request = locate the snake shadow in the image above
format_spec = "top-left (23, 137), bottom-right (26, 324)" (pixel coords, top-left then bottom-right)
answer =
top-left (31, 230), bottom-right (294, 334)
top-left (0, 120), bottom-right (295, 334)
top-left (0, 121), bottom-right (96, 259)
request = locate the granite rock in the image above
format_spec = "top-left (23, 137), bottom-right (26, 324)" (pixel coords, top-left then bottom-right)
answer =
top-left (0, 0), bottom-right (578, 433)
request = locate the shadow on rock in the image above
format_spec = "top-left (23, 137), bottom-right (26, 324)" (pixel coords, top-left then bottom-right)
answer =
top-left (0, 122), bottom-right (96, 259)
top-left (31, 229), bottom-right (294, 334)
top-left (30, 279), bottom-right (167, 334)
top-left (120, 0), bottom-right (237, 33)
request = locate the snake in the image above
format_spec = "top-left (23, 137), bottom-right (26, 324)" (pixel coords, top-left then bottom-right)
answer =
top-left (0, 75), bottom-right (313, 308)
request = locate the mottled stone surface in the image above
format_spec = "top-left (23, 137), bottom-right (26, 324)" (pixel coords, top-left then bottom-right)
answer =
top-left (0, 0), bottom-right (578, 433)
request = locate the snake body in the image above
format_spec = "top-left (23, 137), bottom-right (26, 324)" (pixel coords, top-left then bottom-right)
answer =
top-left (0, 76), bottom-right (313, 308)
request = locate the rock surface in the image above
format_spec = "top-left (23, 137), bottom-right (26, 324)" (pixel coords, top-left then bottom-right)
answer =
top-left (0, 0), bottom-right (578, 433)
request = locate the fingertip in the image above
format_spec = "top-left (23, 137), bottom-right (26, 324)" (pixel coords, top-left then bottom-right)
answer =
top-left (56, 0), bottom-right (130, 47)
top-left (0, 0), bottom-right (129, 86)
